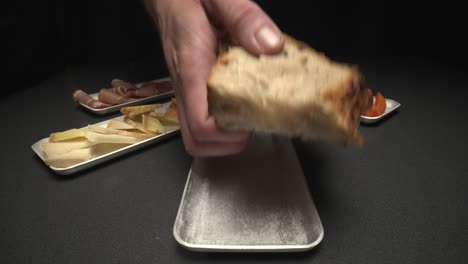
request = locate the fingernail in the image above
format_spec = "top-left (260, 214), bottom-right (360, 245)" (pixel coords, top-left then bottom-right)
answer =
top-left (255, 26), bottom-right (282, 50)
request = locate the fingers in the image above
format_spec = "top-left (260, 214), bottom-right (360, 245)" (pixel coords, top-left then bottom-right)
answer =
top-left (173, 48), bottom-right (250, 143)
top-left (173, 44), bottom-right (252, 156)
top-left (157, 0), bottom-right (251, 157)
top-left (173, 48), bottom-right (252, 156)
top-left (202, 0), bottom-right (284, 54)
top-left (176, 97), bottom-right (251, 156)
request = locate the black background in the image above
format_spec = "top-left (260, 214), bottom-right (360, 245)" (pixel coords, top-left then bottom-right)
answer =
top-left (2, 1), bottom-right (468, 264)
top-left (4, 0), bottom-right (468, 95)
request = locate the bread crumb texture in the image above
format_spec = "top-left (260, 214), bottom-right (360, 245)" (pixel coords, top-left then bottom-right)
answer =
top-left (208, 34), bottom-right (369, 144)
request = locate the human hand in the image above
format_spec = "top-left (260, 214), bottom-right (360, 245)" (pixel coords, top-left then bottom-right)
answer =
top-left (145, 0), bottom-right (284, 156)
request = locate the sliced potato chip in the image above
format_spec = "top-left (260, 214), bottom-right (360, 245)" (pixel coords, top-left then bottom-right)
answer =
top-left (123, 117), bottom-right (156, 136)
top-left (106, 119), bottom-right (135, 130)
top-left (149, 107), bottom-right (179, 125)
top-left (42, 139), bottom-right (96, 156)
top-left (116, 130), bottom-right (154, 139)
top-left (143, 114), bottom-right (165, 133)
top-left (44, 147), bottom-right (93, 168)
top-left (49, 128), bottom-right (87, 142)
top-left (120, 104), bottom-right (162, 118)
top-left (85, 125), bottom-right (120, 134)
top-left (165, 107), bottom-right (179, 124)
top-left (85, 131), bottom-right (144, 144)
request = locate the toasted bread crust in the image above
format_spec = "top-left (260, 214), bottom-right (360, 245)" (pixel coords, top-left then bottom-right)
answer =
top-left (208, 33), bottom-right (369, 144)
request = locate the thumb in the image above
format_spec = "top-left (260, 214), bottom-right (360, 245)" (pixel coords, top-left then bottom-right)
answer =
top-left (202, 0), bottom-right (284, 54)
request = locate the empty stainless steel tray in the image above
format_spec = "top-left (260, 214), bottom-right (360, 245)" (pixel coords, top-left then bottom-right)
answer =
top-left (173, 134), bottom-right (324, 252)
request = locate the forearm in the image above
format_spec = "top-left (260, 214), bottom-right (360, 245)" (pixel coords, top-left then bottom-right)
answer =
top-left (143, 0), bottom-right (174, 30)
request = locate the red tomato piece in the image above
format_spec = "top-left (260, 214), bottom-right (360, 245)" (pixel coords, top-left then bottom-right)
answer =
top-left (363, 90), bottom-right (387, 117)
top-left (373, 92), bottom-right (386, 116)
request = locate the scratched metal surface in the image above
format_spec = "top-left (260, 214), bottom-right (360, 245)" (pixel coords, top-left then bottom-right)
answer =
top-left (173, 134), bottom-right (323, 252)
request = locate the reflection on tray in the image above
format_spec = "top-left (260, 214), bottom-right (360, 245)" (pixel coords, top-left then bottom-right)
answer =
top-left (173, 134), bottom-right (324, 252)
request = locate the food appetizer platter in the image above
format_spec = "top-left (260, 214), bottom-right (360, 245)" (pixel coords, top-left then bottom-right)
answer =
top-left (32, 100), bottom-right (180, 175)
top-left (73, 77), bottom-right (175, 115)
top-left (360, 89), bottom-right (401, 124)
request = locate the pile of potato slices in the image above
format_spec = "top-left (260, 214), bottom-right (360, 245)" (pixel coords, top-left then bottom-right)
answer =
top-left (41, 99), bottom-right (178, 168)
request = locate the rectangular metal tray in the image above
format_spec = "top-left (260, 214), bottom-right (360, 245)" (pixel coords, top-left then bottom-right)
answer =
top-left (173, 134), bottom-right (324, 252)
top-left (77, 77), bottom-right (174, 115)
top-left (31, 110), bottom-right (180, 175)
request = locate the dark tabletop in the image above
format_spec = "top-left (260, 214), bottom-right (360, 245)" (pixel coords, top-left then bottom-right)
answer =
top-left (1, 58), bottom-right (467, 264)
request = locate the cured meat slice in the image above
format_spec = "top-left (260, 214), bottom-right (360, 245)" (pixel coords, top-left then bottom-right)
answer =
top-left (111, 79), bottom-right (137, 90)
top-left (127, 80), bottom-right (173, 98)
top-left (98, 88), bottom-right (134, 105)
top-left (126, 85), bottom-right (158, 98)
top-left (72, 90), bottom-right (111, 109)
top-left (146, 80), bottom-right (173, 93)
top-left (110, 86), bottom-right (136, 97)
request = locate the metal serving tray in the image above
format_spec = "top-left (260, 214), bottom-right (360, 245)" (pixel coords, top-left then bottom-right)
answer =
top-left (31, 105), bottom-right (179, 175)
top-left (360, 98), bottom-right (401, 124)
top-left (173, 134), bottom-right (324, 252)
top-left (77, 77), bottom-right (174, 115)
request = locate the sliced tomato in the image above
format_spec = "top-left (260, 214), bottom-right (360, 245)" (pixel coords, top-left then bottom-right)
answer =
top-left (373, 92), bottom-right (386, 115)
top-left (363, 89), bottom-right (387, 117)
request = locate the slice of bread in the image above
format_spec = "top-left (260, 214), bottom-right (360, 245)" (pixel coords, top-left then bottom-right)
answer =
top-left (207, 34), bottom-right (369, 144)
